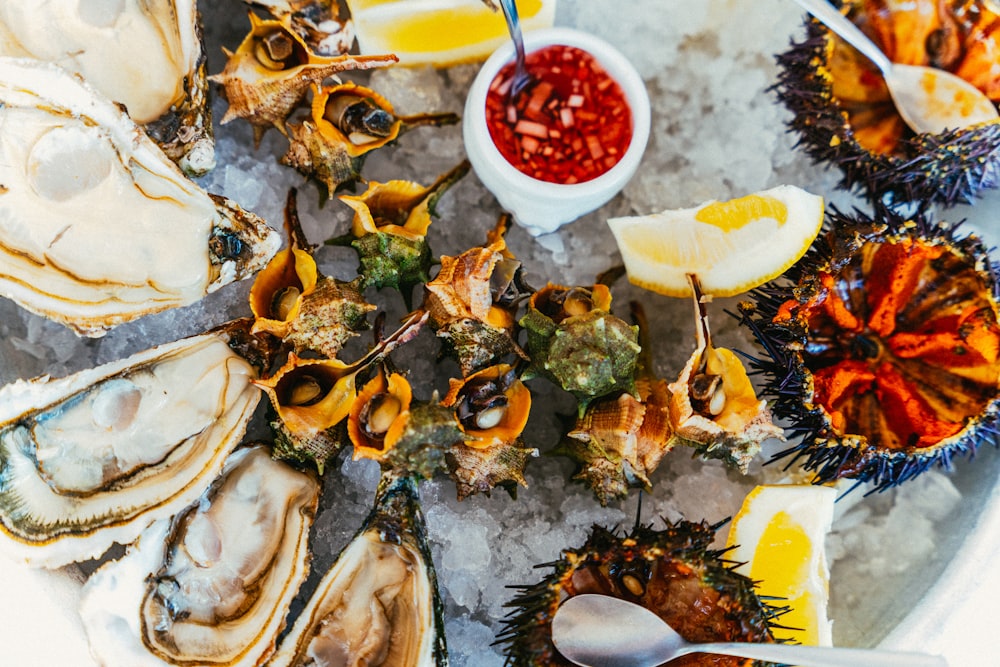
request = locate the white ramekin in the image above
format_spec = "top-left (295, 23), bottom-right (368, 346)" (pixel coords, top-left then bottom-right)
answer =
top-left (463, 27), bottom-right (651, 236)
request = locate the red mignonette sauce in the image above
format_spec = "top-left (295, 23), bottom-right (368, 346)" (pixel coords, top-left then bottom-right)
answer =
top-left (485, 44), bottom-right (633, 184)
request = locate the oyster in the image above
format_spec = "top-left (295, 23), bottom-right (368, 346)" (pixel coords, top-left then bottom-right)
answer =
top-left (0, 328), bottom-right (261, 568)
top-left (0, 57), bottom-right (280, 337)
top-left (269, 474), bottom-right (447, 667)
top-left (80, 444), bottom-right (320, 667)
top-left (0, 0), bottom-right (215, 175)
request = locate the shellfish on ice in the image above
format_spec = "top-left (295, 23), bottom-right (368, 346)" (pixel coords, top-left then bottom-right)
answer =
top-left (0, 325), bottom-right (263, 569)
top-left (269, 473), bottom-right (447, 667)
top-left (0, 57), bottom-right (280, 337)
top-left (80, 444), bottom-right (321, 667)
top-left (0, 0), bottom-right (216, 175)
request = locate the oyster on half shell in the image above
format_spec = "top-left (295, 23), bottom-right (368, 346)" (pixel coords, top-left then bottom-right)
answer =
top-left (0, 0), bottom-right (215, 175)
top-left (269, 474), bottom-right (447, 667)
top-left (80, 445), bottom-right (320, 667)
top-left (0, 329), bottom-right (261, 569)
top-left (0, 57), bottom-right (280, 337)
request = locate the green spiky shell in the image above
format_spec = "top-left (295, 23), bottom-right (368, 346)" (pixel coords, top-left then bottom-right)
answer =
top-left (497, 520), bottom-right (780, 667)
top-left (773, 13), bottom-right (1000, 208)
top-left (520, 305), bottom-right (640, 410)
top-left (738, 205), bottom-right (1000, 492)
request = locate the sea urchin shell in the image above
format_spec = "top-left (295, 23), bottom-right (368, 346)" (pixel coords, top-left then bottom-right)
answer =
top-left (740, 205), bottom-right (1000, 492)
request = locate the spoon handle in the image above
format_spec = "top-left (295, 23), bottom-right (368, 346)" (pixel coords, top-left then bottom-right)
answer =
top-left (791, 0), bottom-right (893, 73)
top-left (678, 640), bottom-right (948, 667)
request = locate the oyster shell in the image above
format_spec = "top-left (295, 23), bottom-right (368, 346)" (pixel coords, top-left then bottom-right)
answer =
top-left (0, 0), bottom-right (215, 175)
top-left (80, 444), bottom-right (320, 667)
top-left (270, 474), bottom-right (447, 667)
top-left (0, 329), bottom-right (261, 568)
top-left (0, 57), bottom-right (280, 337)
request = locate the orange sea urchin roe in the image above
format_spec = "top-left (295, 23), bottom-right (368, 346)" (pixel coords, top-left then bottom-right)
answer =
top-left (485, 44), bottom-right (632, 184)
top-left (777, 238), bottom-right (1000, 451)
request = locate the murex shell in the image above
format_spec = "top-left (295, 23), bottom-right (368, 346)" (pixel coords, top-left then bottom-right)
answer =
top-left (0, 331), bottom-right (261, 568)
top-left (80, 445), bottom-right (321, 667)
top-left (0, 0), bottom-right (215, 175)
top-left (0, 57), bottom-right (280, 337)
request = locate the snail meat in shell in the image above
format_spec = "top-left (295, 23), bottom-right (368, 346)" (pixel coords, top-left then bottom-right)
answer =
top-left (0, 57), bottom-right (280, 337)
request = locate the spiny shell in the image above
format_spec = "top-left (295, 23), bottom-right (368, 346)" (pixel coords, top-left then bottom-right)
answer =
top-left (441, 363), bottom-right (536, 499)
top-left (421, 214), bottom-right (526, 375)
top-left (774, 3), bottom-right (1000, 206)
top-left (497, 519), bottom-right (779, 667)
top-left (739, 205), bottom-right (1000, 491)
top-left (282, 82), bottom-right (460, 195)
top-left (210, 13), bottom-right (396, 144)
top-left (520, 283), bottom-right (640, 410)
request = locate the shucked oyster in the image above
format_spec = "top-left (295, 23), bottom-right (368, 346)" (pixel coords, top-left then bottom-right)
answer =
top-left (270, 474), bottom-right (447, 667)
top-left (0, 57), bottom-right (280, 337)
top-left (80, 445), bottom-right (320, 667)
top-left (0, 328), bottom-right (261, 568)
top-left (0, 0), bottom-right (215, 175)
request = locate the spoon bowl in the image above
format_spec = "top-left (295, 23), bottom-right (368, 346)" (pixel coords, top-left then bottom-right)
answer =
top-left (551, 594), bottom-right (948, 667)
top-left (792, 0), bottom-right (997, 135)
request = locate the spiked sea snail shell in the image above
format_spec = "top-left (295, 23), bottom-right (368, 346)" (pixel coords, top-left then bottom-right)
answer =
top-left (739, 206), bottom-right (1000, 492)
top-left (243, 0), bottom-right (356, 56)
top-left (330, 160), bottom-right (470, 307)
top-left (282, 81), bottom-right (461, 197)
top-left (347, 367), bottom-right (465, 481)
top-left (0, 58), bottom-right (279, 337)
top-left (667, 275), bottom-right (784, 472)
top-left (774, 0), bottom-right (1000, 207)
top-left (441, 363), bottom-right (537, 499)
top-left (0, 0), bottom-right (216, 175)
top-left (80, 445), bottom-right (321, 667)
top-left (210, 13), bottom-right (397, 145)
top-left (250, 189), bottom-right (374, 358)
top-left (421, 214), bottom-right (530, 375)
top-left (497, 519), bottom-right (779, 667)
top-left (270, 473), bottom-right (448, 667)
top-left (519, 283), bottom-right (641, 411)
top-left (559, 303), bottom-right (674, 506)
top-left (258, 311), bottom-right (428, 472)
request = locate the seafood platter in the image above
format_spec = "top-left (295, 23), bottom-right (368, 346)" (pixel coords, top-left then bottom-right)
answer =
top-left (1, 0), bottom-right (1000, 665)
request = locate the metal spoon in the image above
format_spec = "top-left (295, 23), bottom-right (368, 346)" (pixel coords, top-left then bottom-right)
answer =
top-left (497, 0), bottom-right (532, 98)
top-left (793, 0), bottom-right (997, 135)
top-left (551, 594), bottom-right (949, 667)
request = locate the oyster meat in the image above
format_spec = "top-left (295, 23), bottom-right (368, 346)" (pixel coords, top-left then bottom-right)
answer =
top-left (0, 0), bottom-right (215, 175)
top-left (0, 331), bottom-right (261, 568)
top-left (269, 474), bottom-right (446, 667)
top-left (80, 445), bottom-right (320, 667)
top-left (0, 57), bottom-right (280, 337)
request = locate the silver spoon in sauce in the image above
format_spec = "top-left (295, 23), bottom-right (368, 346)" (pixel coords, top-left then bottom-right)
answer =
top-left (551, 594), bottom-right (949, 667)
top-left (497, 0), bottom-right (533, 98)
top-left (793, 0), bottom-right (998, 135)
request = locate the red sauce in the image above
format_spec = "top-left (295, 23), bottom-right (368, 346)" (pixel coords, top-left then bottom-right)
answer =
top-left (485, 44), bottom-right (633, 184)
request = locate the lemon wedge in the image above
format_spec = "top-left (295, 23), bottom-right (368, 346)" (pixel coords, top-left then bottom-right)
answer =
top-left (726, 484), bottom-right (836, 648)
top-left (346, 0), bottom-right (558, 66)
top-left (607, 185), bottom-right (824, 297)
